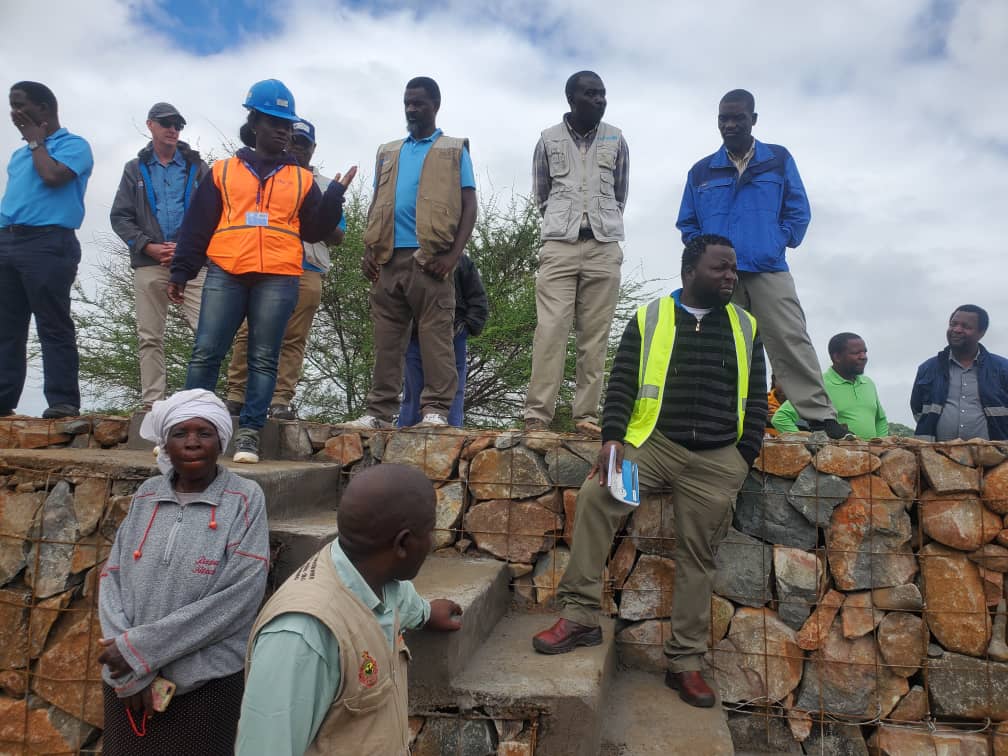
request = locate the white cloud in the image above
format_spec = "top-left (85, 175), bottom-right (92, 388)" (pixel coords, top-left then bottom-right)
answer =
top-left (1, 0), bottom-right (1005, 425)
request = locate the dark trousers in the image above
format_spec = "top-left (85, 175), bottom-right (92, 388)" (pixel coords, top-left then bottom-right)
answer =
top-left (398, 327), bottom-right (468, 427)
top-left (0, 227), bottom-right (80, 411)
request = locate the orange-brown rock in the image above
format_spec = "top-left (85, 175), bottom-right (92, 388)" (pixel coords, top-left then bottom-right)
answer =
top-left (463, 499), bottom-right (560, 563)
top-left (318, 433), bottom-right (364, 466)
top-left (994, 721), bottom-right (1008, 756)
top-left (432, 481), bottom-right (463, 549)
top-left (969, 543), bottom-right (1008, 572)
top-left (619, 555), bottom-right (676, 620)
top-left (532, 546), bottom-right (570, 604)
top-left (794, 620), bottom-right (907, 717)
top-left (562, 489), bottom-right (577, 545)
top-left (888, 685), bottom-right (928, 722)
top-left (468, 447), bottom-right (552, 500)
top-left (920, 489), bottom-right (1002, 551)
top-left (607, 536), bottom-right (637, 588)
top-left (710, 607), bottom-right (803, 703)
top-left (827, 489), bottom-right (916, 591)
top-left (755, 439), bottom-right (812, 478)
top-left (0, 668), bottom-right (27, 696)
top-left (0, 489), bottom-right (44, 584)
top-left (980, 566), bottom-right (1004, 606)
top-left (840, 591), bottom-right (883, 639)
top-left (31, 607), bottom-right (107, 728)
top-left (98, 494), bottom-right (132, 543)
top-left (15, 419), bottom-right (72, 449)
top-left (384, 428), bottom-right (467, 481)
top-left (973, 441), bottom-right (1008, 468)
top-left (459, 433), bottom-right (495, 460)
top-left (28, 589), bottom-right (73, 658)
top-left (70, 533), bottom-right (111, 575)
top-left (879, 448), bottom-right (919, 500)
top-left (920, 542), bottom-right (991, 656)
top-left (0, 587), bottom-right (30, 669)
top-left (920, 447), bottom-right (980, 493)
top-left (1000, 528), bottom-right (1008, 547)
top-left (0, 697), bottom-right (96, 753)
top-left (92, 417), bottom-right (129, 447)
top-left (937, 441), bottom-right (975, 466)
top-left (71, 477), bottom-right (108, 537)
top-left (877, 612), bottom-right (928, 677)
top-left (813, 444), bottom-right (881, 477)
top-left (983, 460), bottom-right (1008, 514)
top-left (796, 589), bottom-right (844, 650)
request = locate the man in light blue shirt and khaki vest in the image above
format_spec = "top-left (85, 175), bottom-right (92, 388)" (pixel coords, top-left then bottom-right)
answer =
top-left (525, 70), bottom-right (629, 436)
top-left (1, 81), bottom-right (93, 418)
top-left (349, 76), bottom-right (477, 429)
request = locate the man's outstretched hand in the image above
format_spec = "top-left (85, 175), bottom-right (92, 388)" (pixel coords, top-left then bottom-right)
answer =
top-left (426, 598), bottom-right (463, 632)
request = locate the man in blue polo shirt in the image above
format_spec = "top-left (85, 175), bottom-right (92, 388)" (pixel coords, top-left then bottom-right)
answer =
top-left (1, 81), bottom-right (93, 418)
top-left (349, 76), bottom-right (477, 429)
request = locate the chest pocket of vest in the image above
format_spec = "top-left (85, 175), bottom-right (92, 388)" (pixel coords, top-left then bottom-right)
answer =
top-left (343, 677), bottom-right (393, 715)
top-left (546, 141), bottom-right (570, 177)
top-left (376, 157), bottom-right (395, 187)
top-left (597, 145), bottom-right (617, 172)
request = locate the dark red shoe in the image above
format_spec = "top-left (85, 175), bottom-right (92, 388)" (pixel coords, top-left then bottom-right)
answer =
top-left (532, 618), bottom-right (603, 655)
top-left (664, 670), bottom-right (716, 708)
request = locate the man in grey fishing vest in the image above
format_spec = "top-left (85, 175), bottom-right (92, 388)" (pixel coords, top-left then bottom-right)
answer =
top-left (524, 70), bottom-right (629, 437)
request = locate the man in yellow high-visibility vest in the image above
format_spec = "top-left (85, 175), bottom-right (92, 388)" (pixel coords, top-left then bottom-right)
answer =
top-left (532, 234), bottom-right (767, 708)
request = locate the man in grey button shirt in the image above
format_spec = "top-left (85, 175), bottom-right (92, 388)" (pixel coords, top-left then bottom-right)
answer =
top-left (911, 304), bottom-right (1008, 441)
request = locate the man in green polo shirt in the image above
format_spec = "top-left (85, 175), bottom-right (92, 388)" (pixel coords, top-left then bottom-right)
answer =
top-left (772, 332), bottom-right (888, 440)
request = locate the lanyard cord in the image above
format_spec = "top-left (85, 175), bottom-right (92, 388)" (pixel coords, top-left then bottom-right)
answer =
top-left (126, 707), bottom-right (147, 737)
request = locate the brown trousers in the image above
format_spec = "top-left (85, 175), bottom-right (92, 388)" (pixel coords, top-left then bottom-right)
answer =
top-left (557, 433), bottom-right (749, 672)
top-left (366, 248), bottom-right (457, 420)
top-left (226, 270), bottom-right (322, 405)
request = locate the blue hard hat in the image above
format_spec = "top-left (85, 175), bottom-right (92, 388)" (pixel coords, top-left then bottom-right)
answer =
top-left (243, 79), bottom-right (298, 121)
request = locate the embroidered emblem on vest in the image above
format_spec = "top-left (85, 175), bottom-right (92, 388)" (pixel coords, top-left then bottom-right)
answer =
top-left (358, 651), bottom-right (379, 688)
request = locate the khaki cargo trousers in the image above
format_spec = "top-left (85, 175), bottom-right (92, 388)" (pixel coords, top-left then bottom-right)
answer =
top-left (557, 432), bottom-right (749, 672)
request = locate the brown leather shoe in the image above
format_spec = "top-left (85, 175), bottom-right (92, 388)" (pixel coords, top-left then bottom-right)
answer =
top-left (664, 670), bottom-right (716, 708)
top-left (574, 420), bottom-right (602, 439)
top-left (532, 618), bottom-right (603, 654)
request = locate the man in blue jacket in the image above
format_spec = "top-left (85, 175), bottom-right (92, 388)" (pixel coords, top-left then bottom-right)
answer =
top-left (911, 304), bottom-right (1008, 441)
top-left (677, 89), bottom-right (846, 439)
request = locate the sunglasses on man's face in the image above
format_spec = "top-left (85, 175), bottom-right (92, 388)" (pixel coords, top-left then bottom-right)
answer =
top-left (156, 118), bottom-right (184, 131)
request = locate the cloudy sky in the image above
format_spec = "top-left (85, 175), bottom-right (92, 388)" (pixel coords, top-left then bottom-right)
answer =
top-left (2, 0), bottom-right (1005, 425)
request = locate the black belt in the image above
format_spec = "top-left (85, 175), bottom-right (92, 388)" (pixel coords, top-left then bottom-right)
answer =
top-left (0, 224), bottom-right (64, 234)
top-left (578, 227), bottom-right (596, 241)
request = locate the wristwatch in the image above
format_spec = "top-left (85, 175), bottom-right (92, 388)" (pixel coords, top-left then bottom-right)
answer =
top-left (27, 140), bottom-right (41, 151)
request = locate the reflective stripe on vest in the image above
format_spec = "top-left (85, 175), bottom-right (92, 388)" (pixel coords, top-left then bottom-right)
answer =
top-left (207, 157), bottom-right (309, 276)
top-left (624, 297), bottom-right (756, 448)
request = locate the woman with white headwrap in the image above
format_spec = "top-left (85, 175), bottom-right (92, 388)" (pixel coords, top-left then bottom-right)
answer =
top-left (97, 389), bottom-right (269, 755)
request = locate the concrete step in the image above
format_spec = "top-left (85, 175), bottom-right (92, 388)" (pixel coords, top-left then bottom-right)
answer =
top-left (600, 668), bottom-right (733, 756)
top-left (0, 448), bottom-right (342, 521)
top-left (405, 554), bottom-right (511, 699)
top-left (267, 510), bottom-right (340, 585)
top-left (422, 612), bottom-right (616, 756)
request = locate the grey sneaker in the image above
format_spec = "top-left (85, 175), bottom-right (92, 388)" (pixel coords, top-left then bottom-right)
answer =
top-left (419, 413), bottom-right (448, 426)
top-left (342, 415), bottom-right (393, 429)
top-left (269, 404), bottom-right (297, 421)
top-left (42, 404), bottom-right (80, 419)
top-left (233, 429), bottom-right (260, 464)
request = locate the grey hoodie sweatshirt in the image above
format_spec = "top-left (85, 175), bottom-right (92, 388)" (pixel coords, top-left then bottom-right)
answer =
top-left (98, 466), bottom-right (269, 696)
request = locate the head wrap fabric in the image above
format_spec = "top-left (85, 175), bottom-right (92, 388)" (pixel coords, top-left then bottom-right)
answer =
top-left (139, 389), bottom-right (234, 475)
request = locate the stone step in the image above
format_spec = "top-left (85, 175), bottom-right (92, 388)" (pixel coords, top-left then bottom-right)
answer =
top-left (416, 612), bottom-right (616, 756)
top-left (0, 448), bottom-right (342, 521)
top-left (600, 668), bottom-right (733, 756)
top-left (267, 511), bottom-right (340, 585)
top-left (405, 554), bottom-right (511, 699)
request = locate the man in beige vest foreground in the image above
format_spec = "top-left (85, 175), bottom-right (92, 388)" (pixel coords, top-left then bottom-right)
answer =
top-left (236, 465), bottom-right (463, 754)
top-left (524, 70), bottom-right (629, 437)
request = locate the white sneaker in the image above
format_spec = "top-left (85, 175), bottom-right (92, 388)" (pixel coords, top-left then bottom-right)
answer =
top-left (342, 415), bottom-right (388, 429)
top-left (419, 413), bottom-right (448, 426)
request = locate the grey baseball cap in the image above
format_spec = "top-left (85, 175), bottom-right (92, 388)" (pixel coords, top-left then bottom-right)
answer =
top-left (147, 102), bottom-right (186, 125)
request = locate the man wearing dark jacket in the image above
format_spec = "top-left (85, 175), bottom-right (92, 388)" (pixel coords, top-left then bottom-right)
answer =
top-left (911, 304), bottom-right (1008, 441)
top-left (398, 254), bottom-right (487, 427)
top-left (110, 103), bottom-right (209, 408)
top-left (532, 234), bottom-right (766, 709)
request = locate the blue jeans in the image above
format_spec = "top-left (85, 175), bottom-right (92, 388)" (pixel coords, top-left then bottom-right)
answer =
top-left (185, 263), bottom-right (298, 430)
top-left (398, 327), bottom-right (468, 427)
top-left (0, 227), bottom-right (80, 411)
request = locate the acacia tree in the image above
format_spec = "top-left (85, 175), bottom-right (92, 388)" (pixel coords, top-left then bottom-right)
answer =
top-left (74, 190), bottom-right (655, 427)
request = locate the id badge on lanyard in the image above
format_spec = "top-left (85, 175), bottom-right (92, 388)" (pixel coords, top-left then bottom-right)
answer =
top-left (246, 211), bottom-right (269, 227)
